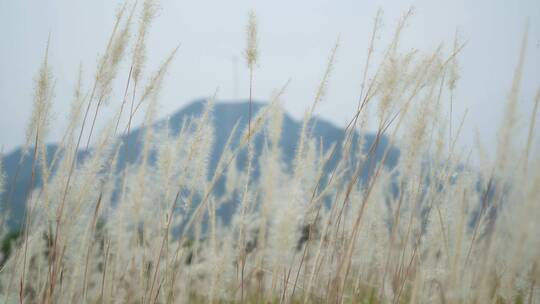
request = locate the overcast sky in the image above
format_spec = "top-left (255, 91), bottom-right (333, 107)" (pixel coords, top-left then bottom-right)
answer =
top-left (1, 0), bottom-right (539, 156)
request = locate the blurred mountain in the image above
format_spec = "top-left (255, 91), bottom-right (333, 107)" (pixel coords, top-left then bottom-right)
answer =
top-left (0, 100), bottom-right (400, 230)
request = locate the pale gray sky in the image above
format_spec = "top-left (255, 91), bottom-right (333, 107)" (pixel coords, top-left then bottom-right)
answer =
top-left (1, 0), bottom-right (539, 156)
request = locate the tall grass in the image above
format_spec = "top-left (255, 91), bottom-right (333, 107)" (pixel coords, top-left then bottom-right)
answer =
top-left (1, 1), bottom-right (539, 303)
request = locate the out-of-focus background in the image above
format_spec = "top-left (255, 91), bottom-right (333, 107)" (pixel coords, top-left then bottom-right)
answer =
top-left (1, 0), bottom-right (539, 156)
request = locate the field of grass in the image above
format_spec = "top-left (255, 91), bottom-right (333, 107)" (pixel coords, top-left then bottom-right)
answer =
top-left (1, 1), bottom-right (539, 303)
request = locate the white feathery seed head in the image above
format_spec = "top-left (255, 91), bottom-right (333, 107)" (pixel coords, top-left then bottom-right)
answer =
top-left (245, 10), bottom-right (258, 68)
top-left (66, 64), bottom-right (86, 141)
top-left (447, 29), bottom-right (462, 91)
top-left (25, 38), bottom-right (54, 154)
top-left (132, 0), bottom-right (159, 83)
top-left (137, 45), bottom-right (178, 110)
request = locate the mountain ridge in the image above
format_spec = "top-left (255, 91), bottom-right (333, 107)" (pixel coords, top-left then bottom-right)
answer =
top-left (0, 99), bottom-right (400, 229)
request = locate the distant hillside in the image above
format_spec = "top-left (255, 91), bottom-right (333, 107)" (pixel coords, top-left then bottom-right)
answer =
top-left (0, 100), bottom-right (400, 229)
